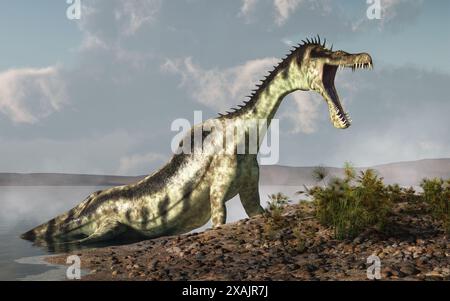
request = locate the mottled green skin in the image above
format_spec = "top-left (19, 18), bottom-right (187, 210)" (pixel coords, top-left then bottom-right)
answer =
top-left (22, 37), bottom-right (372, 246)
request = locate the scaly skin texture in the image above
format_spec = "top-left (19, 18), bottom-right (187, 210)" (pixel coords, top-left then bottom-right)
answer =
top-left (22, 37), bottom-right (373, 247)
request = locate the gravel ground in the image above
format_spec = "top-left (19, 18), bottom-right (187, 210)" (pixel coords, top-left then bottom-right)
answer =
top-left (46, 201), bottom-right (449, 281)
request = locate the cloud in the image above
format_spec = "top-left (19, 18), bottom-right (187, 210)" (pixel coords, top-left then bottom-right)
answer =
top-left (238, 0), bottom-right (259, 22)
top-left (239, 0), bottom-right (423, 32)
top-left (118, 152), bottom-right (166, 175)
top-left (239, 0), bottom-right (304, 26)
top-left (0, 66), bottom-right (67, 124)
top-left (240, 0), bottom-right (259, 15)
top-left (161, 57), bottom-right (279, 111)
top-left (273, 0), bottom-right (303, 26)
top-left (283, 92), bottom-right (322, 134)
top-left (79, 0), bottom-right (161, 44)
top-left (115, 0), bottom-right (162, 36)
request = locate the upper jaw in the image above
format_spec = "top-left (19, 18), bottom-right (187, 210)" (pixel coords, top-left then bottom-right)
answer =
top-left (334, 53), bottom-right (373, 71)
top-left (337, 61), bottom-right (373, 71)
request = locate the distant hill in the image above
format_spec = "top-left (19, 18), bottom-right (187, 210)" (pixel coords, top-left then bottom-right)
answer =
top-left (260, 158), bottom-right (450, 186)
top-left (0, 173), bottom-right (143, 187)
top-left (1, 158), bottom-right (449, 187)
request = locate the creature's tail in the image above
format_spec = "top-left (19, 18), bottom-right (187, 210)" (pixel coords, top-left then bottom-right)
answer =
top-left (21, 209), bottom-right (88, 243)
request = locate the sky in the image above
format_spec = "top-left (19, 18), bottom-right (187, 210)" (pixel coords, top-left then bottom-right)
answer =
top-left (0, 0), bottom-right (449, 175)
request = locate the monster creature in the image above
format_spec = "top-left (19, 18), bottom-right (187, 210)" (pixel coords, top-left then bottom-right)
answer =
top-left (22, 36), bottom-right (372, 246)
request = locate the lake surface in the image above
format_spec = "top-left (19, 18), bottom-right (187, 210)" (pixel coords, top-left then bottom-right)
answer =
top-left (0, 185), bottom-right (303, 281)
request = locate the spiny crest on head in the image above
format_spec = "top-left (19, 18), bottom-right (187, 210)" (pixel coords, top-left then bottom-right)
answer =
top-left (218, 35), bottom-right (329, 118)
top-left (300, 34), bottom-right (329, 49)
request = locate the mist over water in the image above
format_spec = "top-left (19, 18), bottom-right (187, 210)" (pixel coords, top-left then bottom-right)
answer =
top-left (0, 185), bottom-right (302, 280)
top-left (0, 186), bottom-right (108, 281)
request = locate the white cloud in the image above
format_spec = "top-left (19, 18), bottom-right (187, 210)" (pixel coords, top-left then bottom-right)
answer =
top-left (239, 0), bottom-right (304, 26)
top-left (240, 0), bottom-right (422, 31)
top-left (274, 0), bottom-right (303, 26)
top-left (118, 152), bottom-right (166, 175)
top-left (161, 57), bottom-right (278, 111)
top-left (115, 0), bottom-right (162, 36)
top-left (238, 0), bottom-right (259, 22)
top-left (283, 92), bottom-right (322, 134)
top-left (0, 66), bottom-right (67, 124)
top-left (78, 0), bottom-right (161, 57)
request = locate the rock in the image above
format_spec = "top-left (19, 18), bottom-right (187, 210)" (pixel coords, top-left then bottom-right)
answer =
top-left (425, 271), bottom-right (443, 280)
top-left (112, 270), bottom-right (118, 276)
top-left (306, 264), bottom-right (318, 273)
top-left (417, 256), bottom-right (429, 266)
top-left (399, 263), bottom-right (419, 275)
top-left (353, 237), bottom-right (362, 244)
top-left (382, 267), bottom-right (393, 278)
top-left (391, 267), bottom-right (406, 278)
top-left (244, 243), bottom-right (253, 249)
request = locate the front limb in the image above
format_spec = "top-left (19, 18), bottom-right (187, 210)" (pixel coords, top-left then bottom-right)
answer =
top-left (210, 181), bottom-right (228, 228)
top-left (239, 158), bottom-right (264, 217)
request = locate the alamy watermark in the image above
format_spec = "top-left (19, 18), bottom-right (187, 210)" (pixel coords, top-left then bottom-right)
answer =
top-left (366, 0), bottom-right (382, 20)
top-left (170, 111), bottom-right (280, 165)
top-left (66, 255), bottom-right (81, 280)
top-left (366, 255), bottom-right (382, 280)
top-left (66, 0), bottom-right (81, 20)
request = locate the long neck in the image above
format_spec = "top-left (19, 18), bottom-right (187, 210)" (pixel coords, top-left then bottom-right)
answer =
top-left (242, 59), bottom-right (301, 123)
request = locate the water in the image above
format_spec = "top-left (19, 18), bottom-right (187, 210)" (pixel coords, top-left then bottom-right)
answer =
top-left (0, 185), bottom-right (303, 281)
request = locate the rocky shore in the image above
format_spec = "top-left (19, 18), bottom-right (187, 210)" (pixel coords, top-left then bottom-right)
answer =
top-left (47, 201), bottom-right (449, 281)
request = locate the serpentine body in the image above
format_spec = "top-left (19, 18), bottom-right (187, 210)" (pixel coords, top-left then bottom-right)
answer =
top-left (22, 37), bottom-right (373, 246)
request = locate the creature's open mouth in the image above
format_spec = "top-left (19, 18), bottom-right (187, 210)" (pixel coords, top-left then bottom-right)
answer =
top-left (322, 60), bottom-right (372, 129)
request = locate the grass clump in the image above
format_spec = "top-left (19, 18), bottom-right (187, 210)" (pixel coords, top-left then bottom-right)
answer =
top-left (263, 193), bottom-right (291, 240)
top-left (300, 164), bottom-right (392, 240)
top-left (420, 178), bottom-right (450, 234)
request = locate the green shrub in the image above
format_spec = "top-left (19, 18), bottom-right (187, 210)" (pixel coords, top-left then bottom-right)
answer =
top-left (304, 166), bottom-right (392, 240)
top-left (263, 193), bottom-right (291, 239)
top-left (420, 178), bottom-right (450, 233)
top-left (311, 165), bottom-right (328, 185)
top-left (386, 184), bottom-right (403, 203)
